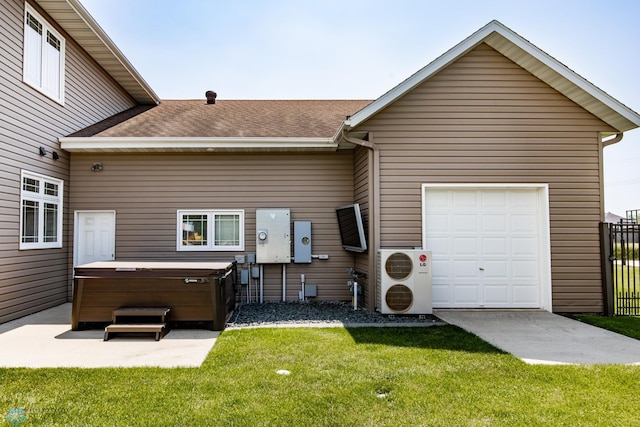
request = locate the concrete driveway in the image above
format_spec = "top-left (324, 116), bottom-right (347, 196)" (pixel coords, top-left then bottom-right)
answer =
top-left (434, 310), bottom-right (640, 365)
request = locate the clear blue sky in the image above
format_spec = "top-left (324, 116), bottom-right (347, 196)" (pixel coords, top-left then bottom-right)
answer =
top-left (79, 0), bottom-right (640, 216)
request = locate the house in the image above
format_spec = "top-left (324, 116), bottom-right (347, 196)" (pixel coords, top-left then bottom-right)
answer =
top-left (0, 0), bottom-right (158, 324)
top-left (2, 2), bottom-right (640, 325)
top-left (60, 20), bottom-right (640, 315)
top-left (605, 212), bottom-right (626, 224)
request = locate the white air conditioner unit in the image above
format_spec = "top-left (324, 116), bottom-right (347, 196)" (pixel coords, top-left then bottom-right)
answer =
top-left (377, 249), bottom-right (432, 315)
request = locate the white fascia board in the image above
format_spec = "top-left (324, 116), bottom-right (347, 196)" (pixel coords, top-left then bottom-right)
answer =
top-left (483, 25), bottom-right (640, 130)
top-left (59, 137), bottom-right (338, 152)
top-left (63, 0), bottom-right (160, 104)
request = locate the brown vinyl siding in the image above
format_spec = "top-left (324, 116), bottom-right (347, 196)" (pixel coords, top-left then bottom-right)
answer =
top-left (70, 152), bottom-right (358, 302)
top-left (0, 0), bottom-right (136, 323)
top-left (356, 43), bottom-right (615, 312)
top-left (353, 146), bottom-right (372, 307)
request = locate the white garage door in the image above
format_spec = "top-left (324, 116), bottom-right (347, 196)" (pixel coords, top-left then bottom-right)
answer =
top-left (424, 186), bottom-right (548, 309)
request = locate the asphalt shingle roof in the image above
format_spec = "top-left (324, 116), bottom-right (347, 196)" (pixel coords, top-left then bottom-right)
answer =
top-left (73, 99), bottom-right (372, 139)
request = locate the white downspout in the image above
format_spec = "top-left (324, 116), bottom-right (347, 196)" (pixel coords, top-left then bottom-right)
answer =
top-left (600, 132), bottom-right (624, 219)
top-left (341, 129), bottom-right (380, 311)
top-left (602, 132), bottom-right (623, 147)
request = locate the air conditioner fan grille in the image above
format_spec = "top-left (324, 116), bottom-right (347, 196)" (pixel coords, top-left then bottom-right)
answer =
top-left (384, 252), bottom-right (413, 280)
top-left (385, 284), bottom-right (413, 311)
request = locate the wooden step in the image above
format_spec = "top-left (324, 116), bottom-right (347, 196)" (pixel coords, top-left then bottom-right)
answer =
top-left (104, 323), bottom-right (167, 341)
top-left (112, 307), bottom-right (170, 323)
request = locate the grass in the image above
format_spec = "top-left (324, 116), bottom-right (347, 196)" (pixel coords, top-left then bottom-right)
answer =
top-left (613, 242), bottom-right (639, 260)
top-left (613, 265), bottom-right (640, 314)
top-left (614, 265), bottom-right (640, 289)
top-left (1, 326), bottom-right (639, 426)
top-left (572, 315), bottom-right (640, 340)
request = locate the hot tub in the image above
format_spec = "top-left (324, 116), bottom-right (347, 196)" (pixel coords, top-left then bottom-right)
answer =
top-left (72, 261), bottom-right (236, 331)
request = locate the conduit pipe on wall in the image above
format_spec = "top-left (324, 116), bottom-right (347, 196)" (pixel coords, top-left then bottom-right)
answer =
top-left (341, 129), bottom-right (380, 311)
top-left (260, 264), bottom-right (264, 303)
top-left (282, 264), bottom-right (287, 302)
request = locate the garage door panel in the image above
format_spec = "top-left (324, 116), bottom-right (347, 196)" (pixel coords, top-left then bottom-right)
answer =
top-left (512, 260), bottom-right (538, 278)
top-left (453, 191), bottom-right (478, 208)
top-left (454, 285), bottom-right (481, 304)
top-left (483, 237), bottom-right (508, 257)
top-left (453, 260), bottom-right (479, 278)
top-left (425, 214), bottom-right (449, 233)
top-left (512, 285), bottom-right (539, 305)
top-left (482, 214), bottom-right (508, 232)
top-left (482, 260), bottom-right (508, 278)
top-left (454, 216), bottom-right (479, 233)
top-left (426, 187), bottom-right (544, 309)
top-left (511, 214), bottom-right (537, 232)
top-left (432, 261), bottom-right (451, 283)
top-left (511, 191), bottom-right (538, 209)
top-left (432, 285), bottom-right (450, 305)
top-left (427, 236), bottom-right (450, 254)
top-left (483, 285), bottom-right (509, 305)
top-left (425, 190), bottom-right (450, 208)
top-left (453, 237), bottom-right (479, 255)
top-left (511, 237), bottom-right (537, 256)
top-left (477, 190), bottom-right (507, 209)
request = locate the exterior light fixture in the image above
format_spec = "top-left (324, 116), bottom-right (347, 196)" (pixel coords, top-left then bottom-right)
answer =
top-left (52, 151), bottom-right (60, 160)
top-left (91, 163), bottom-right (103, 172)
top-left (39, 146), bottom-right (47, 156)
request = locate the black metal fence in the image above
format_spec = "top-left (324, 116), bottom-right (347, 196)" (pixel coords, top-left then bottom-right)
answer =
top-left (600, 221), bottom-right (640, 315)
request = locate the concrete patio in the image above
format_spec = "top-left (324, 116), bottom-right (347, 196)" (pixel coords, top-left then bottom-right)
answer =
top-left (0, 304), bottom-right (220, 368)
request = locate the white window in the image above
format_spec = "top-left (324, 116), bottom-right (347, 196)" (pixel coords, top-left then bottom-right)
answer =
top-left (23, 4), bottom-right (65, 104)
top-left (177, 210), bottom-right (244, 251)
top-left (20, 171), bottom-right (63, 249)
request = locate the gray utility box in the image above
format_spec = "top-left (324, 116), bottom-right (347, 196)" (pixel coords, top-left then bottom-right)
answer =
top-left (256, 208), bottom-right (291, 263)
top-left (293, 221), bottom-right (312, 263)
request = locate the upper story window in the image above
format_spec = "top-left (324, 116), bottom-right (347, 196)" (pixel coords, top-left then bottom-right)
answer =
top-left (23, 4), bottom-right (65, 104)
top-left (177, 210), bottom-right (245, 251)
top-left (20, 171), bottom-right (64, 250)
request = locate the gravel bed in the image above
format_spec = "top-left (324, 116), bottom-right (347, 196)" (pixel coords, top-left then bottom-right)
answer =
top-left (226, 301), bottom-right (442, 328)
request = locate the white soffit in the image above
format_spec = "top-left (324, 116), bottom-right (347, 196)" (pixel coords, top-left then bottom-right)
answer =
top-left (347, 20), bottom-right (640, 133)
top-left (36, 0), bottom-right (159, 105)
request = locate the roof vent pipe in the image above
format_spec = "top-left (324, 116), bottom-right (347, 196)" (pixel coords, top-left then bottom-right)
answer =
top-left (205, 90), bottom-right (217, 104)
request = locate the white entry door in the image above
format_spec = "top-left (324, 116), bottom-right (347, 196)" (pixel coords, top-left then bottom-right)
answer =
top-left (74, 211), bottom-right (115, 267)
top-left (423, 186), bottom-right (550, 309)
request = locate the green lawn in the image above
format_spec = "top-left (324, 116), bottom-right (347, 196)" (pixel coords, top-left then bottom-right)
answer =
top-left (613, 265), bottom-right (640, 314)
top-left (573, 315), bottom-right (640, 340)
top-left (614, 265), bottom-right (640, 289)
top-left (1, 326), bottom-right (639, 426)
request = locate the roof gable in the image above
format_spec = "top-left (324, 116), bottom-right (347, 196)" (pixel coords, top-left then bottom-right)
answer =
top-left (346, 20), bottom-right (640, 134)
top-left (36, 0), bottom-right (159, 105)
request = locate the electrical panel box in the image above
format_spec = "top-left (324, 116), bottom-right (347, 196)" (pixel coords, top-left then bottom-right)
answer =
top-left (293, 221), bottom-right (312, 263)
top-left (240, 269), bottom-right (249, 285)
top-left (246, 253), bottom-right (256, 264)
top-left (256, 209), bottom-right (291, 263)
top-left (304, 284), bottom-right (317, 298)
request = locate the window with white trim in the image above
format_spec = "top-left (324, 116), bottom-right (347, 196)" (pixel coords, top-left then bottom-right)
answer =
top-left (177, 210), bottom-right (244, 251)
top-left (23, 3), bottom-right (65, 103)
top-left (20, 171), bottom-right (63, 249)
